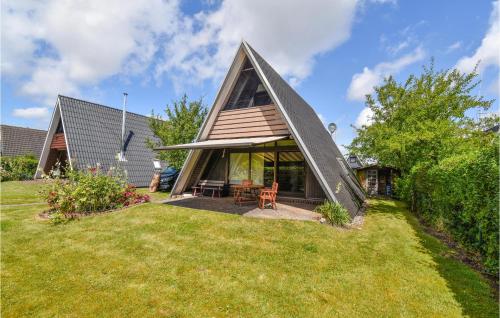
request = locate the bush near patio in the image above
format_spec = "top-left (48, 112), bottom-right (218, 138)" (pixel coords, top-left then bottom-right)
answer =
top-left (42, 166), bottom-right (149, 222)
top-left (349, 61), bottom-right (499, 274)
top-left (0, 154), bottom-right (38, 181)
top-left (314, 200), bottom-right (351, 226)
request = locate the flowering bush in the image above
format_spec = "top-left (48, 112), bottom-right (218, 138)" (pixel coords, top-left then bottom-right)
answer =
top-left (42, 165), bottom-right (150, 223)
top-left (119, 184), bottom-right (150, 207)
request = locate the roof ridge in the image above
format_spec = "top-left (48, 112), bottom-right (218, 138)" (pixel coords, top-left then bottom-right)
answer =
top-left (58, 95), bottom-right (151, 119)
top-left (0, 124), bottom-right (47, 132)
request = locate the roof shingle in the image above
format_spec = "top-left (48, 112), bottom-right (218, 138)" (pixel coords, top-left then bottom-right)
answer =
top-left (0, 125), bottom-right (47, 158)
top-left (59, 96), bottom-right (159, 187)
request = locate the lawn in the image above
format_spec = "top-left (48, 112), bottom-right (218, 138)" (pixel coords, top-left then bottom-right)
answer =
top-left (136, 187), bottom-right (169, 203)
top-left (1, 181), bottom-right (497, 317)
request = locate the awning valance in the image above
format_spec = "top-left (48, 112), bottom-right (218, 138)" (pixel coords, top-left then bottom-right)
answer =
top-left (154, 136), bottom-right (288, 151)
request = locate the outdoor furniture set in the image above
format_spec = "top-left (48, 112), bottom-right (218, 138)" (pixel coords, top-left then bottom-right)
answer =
top-left (192, 179), bottom-right (278, 209)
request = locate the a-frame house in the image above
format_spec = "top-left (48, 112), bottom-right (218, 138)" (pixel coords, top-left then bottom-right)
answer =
top-left (35, 95), bottom-right (159, 187)
top-left (156, 41), bottom-right (365, 216)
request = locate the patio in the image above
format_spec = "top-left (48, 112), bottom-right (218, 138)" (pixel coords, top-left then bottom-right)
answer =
top-left (164, 196), bottom-right (322, 221)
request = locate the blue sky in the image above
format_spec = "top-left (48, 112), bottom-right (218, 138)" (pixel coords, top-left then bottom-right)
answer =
top-left (2, 0), bottom-right (499, 152)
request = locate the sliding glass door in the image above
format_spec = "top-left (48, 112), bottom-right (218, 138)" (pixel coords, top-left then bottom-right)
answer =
top-left (228, 150), bottom-right (305, 196)
top-left (277, 152), bottom-right (305, 195)
top-left (229, 152), bottom-right (274, 186)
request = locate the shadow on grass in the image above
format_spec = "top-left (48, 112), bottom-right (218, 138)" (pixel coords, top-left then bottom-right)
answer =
top-left (369, 199), bottom-right (498, 318)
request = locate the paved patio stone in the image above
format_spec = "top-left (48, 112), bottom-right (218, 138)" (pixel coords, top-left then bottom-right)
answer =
top-left (164, 196), bottom-right (321, 222)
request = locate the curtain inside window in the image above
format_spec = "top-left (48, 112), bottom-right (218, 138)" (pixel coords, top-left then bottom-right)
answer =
top-left (229, 153), bottom-right (249, 184)
top-left (251, 153), bottom-right (264, 185)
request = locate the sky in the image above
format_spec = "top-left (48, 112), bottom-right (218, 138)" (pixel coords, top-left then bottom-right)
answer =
top-left (2, 0), bottom-right (499, 152)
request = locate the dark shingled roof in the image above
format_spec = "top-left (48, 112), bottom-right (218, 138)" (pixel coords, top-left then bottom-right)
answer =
top-left (0, 125), bottom-right (46, 158)
top-left (245, 43), bottom-right (365, 216)
top-left (59, 96), bottom-right (159, 187)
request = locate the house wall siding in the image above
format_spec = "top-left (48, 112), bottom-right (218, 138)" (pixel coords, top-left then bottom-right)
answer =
top-left (50, 133), bottom-right (66, 150)
top-left (305, 164), bottom-right (326, 199)
top-left (207, 104), bottom-right (289, 139)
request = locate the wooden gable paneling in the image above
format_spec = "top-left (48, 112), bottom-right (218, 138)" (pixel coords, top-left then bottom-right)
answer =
top-left (207, 104), bottom-right (289, 140)
top-left (50, 133), bottom-right (66, 150)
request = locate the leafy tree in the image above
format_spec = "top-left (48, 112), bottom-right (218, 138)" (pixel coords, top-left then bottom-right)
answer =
top-left (349, 62), bottom-right (493, 175)
top-left (348, 61), bottom-right (499, 273)
top-left (148, 95), bottom-right (208, 170)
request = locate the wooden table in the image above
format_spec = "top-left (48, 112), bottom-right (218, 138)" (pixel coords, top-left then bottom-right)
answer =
top-left (233, 184), bottom-right (264, 206)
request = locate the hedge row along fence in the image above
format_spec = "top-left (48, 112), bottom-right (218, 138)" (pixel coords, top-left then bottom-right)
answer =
top-left (397, 138), bottom-right (498, 274)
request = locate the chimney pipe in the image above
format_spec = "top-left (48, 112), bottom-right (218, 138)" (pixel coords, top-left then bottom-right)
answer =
top-left (120, 93), bottom-right (128, 161)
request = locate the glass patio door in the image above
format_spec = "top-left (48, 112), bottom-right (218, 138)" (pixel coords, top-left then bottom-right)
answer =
top-left (277, 151), bottom-right (305, 196)
top-left (229, 152), bottom-right (274, 186)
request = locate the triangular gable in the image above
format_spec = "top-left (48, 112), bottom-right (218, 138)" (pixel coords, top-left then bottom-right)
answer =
top-left (36, 96), bottom-right (160, 187)
top-left (207, 56), bottom-right (288, 140)
top-left (35, 97), bottom-right (72, 178)
top-left (171, 41), bottom-right (365, 216)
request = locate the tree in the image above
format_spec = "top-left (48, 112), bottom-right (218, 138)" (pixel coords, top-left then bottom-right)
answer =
top-left (348, 62), bottom-right (494, 175)
top-left (348, 61), bottom-right (499, 274)
top-left (148, 95), bottom-right (208, 170)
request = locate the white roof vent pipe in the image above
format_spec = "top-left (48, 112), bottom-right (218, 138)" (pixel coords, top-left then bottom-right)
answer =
top-left (118, 92), bottom-right (128, 162)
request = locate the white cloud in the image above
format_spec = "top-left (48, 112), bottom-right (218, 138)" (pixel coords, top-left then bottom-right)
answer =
top-left (12, 107), bottom-right (50, 119)
top-left (456, 1), bottom-right (500, 74)
top-left (355, 107), bottom-right (374, 128)
top-left (446, 41), bottom-right (462, 53)
top-left (387, 40), bottom-right (409, 55)
top-left (366, 0), bottom-right (396, 4)
top-left (2, 0), bottom-right (364, 104)
top-left (488, 77), bottom-right (499, 96)
top-left (1, 0), bottom-right (180, 104)
top-left (156, 0), bottom-right (358, 88)
top-left (347, 47), bottom-right (425, 101)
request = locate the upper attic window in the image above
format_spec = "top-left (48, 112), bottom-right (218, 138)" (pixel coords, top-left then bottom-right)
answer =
top-left (55, 120), bottom-right (64, 133)
top-left (223, 58), bottom-right (273, 110)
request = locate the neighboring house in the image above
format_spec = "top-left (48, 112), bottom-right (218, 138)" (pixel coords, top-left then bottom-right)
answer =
top-left (0, 125), bottom-right (47, 159)
top-left (156, 41), bottom-right (365, 217)
top-left (35, 96), bottom-right (160, 187)
top-left (347, 154), bottom-right (398, 196)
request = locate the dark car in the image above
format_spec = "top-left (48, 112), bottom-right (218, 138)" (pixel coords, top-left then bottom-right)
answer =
top-left (158, 167), bottom-right (179, 191)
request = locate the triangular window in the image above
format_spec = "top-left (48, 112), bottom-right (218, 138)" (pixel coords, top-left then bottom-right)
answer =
top-left (55, 120), bottom-right (64, 133)
top-left (223, 58), bottom-right (273, 110)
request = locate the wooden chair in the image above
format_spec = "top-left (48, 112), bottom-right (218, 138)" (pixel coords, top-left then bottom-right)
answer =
top-left (234, 179), bottom-right (254, 205)
top-left (259, 182), bottom-right (278, 209)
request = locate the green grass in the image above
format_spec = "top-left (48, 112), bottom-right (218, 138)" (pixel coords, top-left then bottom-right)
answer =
top-left (136, 187), bottom-right (169, 203)
top-left (0, 180), bottom-right (50, 204)
top-left (1, 182), bottom-right (497, 317)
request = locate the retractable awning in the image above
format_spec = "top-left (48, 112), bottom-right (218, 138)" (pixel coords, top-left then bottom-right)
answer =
top-left (154, 135), bottom-right (288, 150)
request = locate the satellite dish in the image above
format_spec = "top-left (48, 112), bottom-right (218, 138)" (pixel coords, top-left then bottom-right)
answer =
top-left (328, 123), bottom-right (337, 135)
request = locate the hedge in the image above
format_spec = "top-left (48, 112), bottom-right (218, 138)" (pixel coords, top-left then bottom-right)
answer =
top-left (0, 155), bottom-right (39, 181)
top-left (400, 140), bottom-right (499, 274)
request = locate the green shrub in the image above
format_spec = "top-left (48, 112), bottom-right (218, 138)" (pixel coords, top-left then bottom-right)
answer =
top-left (43, 165), bottom-right (150, 222)
top-left (315, 200), bottom-right (351, 226)
top-left (400, 139), bottom-right (499, 274)
top-left (0, 155), bottom-right (39, 181)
